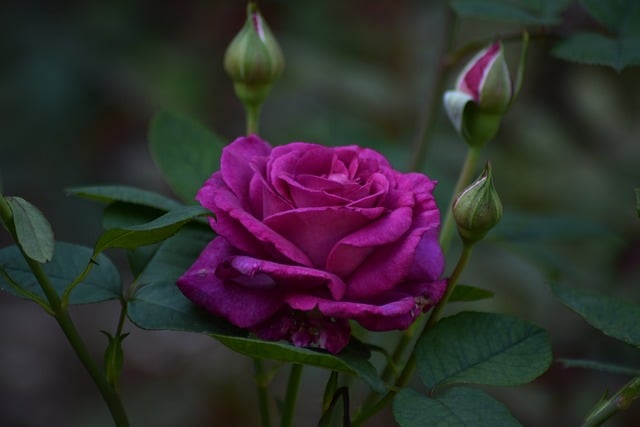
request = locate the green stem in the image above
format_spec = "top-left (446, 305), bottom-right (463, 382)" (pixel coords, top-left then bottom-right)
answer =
top-left (582, 376), bottom-right (640, 427)
top-left (0, 196), bottom-right (12, 228)
top-left (420, 242), bottom-right (473, 336)
top-left (352, 243), bottom-right (474, 426)
top-left (115, 297), bottom-right (129, 337)
top-left (0, 194), bottom-right (130, 426)
top-left (322, 371), bottom-right (339, 413)
top-left (359, 320), bottom-right (419, 412)
top-left (26, 256), bottom-right (130, 426)
top-left (380, 324), bottom-right (415, 384)
top-left (246, 103), bottom-right (262, 135)
top-left (439, 145), bottom-right (482, 253)
top-left (281, 364), bottom-right (303, 427)
top-left (254, 359), bottom-right (272, 427)
top-left (0, 264), bottom-right (53, 314)
top-left (61, 260), bottom-right (96, 308)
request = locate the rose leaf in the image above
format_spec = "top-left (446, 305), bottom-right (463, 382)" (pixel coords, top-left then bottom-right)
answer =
top-left (4, 196), bottom-right (54, 263)
top-left (68, 185), bottom-right (183, 212)
top-left (0, 242), bottom-right (121, 304)
top-left (93, 205), bottom-right (210, 256)
top-left (393, 387), bottom-right (521, 427)
top-left (551, 283), bottom-right (640, 349)
top-left (149, 111), bottom-right (225, 203)
top-left (416, 311), bottom-right (551, 390)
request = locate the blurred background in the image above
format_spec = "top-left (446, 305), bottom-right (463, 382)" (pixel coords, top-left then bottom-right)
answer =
top-left (1, 0), bottom-right (639, 425)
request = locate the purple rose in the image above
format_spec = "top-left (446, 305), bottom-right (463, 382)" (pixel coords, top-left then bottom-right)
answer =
top-left (177, 136), bottom-right (445, 353)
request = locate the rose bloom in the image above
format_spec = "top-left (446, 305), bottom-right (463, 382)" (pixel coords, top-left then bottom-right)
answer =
top-left (177, 136), bottom-right (445, 353)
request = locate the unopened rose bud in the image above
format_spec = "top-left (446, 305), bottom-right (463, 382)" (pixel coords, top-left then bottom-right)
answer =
top-left (224, 2), bottom-right (284, 110)
top-left (444, 42), bottom-right (512, 147)
top-left (452, 162), bottom-right (503, 244)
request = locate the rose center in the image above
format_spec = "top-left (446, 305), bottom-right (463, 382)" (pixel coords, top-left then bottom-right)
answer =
top-left (326, 172), bottom-right (350, 184)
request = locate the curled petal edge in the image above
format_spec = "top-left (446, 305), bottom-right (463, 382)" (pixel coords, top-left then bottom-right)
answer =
top-left (443, 90), bottom-right (474, 133)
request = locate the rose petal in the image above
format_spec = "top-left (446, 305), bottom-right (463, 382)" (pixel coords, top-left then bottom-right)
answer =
top-left (408, 229), bottom-right (444, 282)
top-left (177, 238), bottom-right (284, 328)
top-left (264, 206), bottom-right (385, 268)
top-left (283, 174), bottom-right (353, 207)
top-left (197, 173), bottom-right (272, 260)
top-left (326, 206), bottom-right (413, 277)
top-left (456, 42), bottom-right (501, 101)
top-left (336, 146), bottom-right (392, 172)
top-left (344, 215), bottom-right (440, 299)
top-left (208, 174), bottom-right (313, 266)
top-left (346, 172), bottom-right (389, 209)
top-left (395, 171), bottom-right (437, 196)
top-left (219, 254), bottom-right (346, 300)
top-left (286, 278), bottom-right (446, 331)
top-left (220, 135), bottom-right (272, 206)
top-left (443, 90), bottom-right (474, 133)
top-left (249, 167), bottom-right (293, 220)
top-left (269, 143), bottom-right (333, 198)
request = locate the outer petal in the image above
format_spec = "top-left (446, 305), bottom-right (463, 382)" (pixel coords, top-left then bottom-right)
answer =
top-left (198, 173), bottom-right (272, 260)
top-left (353, 278), bottom-right (447, 330)
top-left (344, 217), bottom-right (439, 299)
top-left (209, 174), bottom-right (313, 266)
top-left (248, 162), bottom-right (293, 220)
top-left (217, 254), bottom-right (346, 300)
top-left (176, 238), bottom-right (284, 328)
top-left (408, 229), bottom-right (444, 282)
top-left (395, 171), bottom-right (437, 197)
top-left (286, 278), bottom-right (446, 331)
top-left (444, 90), bottom-right (474, 133)
top-left (219, 135), bottom-right (272, 207)
top-left (456, 42), bottom-right (500, 100)
top-left (326, 206), bottom-right (413, 277)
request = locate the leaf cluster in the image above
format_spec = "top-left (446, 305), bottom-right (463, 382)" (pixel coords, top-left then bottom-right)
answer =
top-left (450, 0), bottom-right (640, 71)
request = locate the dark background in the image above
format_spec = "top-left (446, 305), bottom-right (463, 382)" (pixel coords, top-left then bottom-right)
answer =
top-left (1, 1), bottom-right (640, 425)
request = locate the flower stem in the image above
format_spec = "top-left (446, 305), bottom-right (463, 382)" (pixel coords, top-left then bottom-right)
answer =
top-left (351, 243), bottom-right (474, 426)
top-left (246, 103), bottom-right (262, 135)
top-left (254, 359), bottom-right (272, 427)
top-left (439, 145), bottom-right (482, 253)
top-left (0, 194), bottom-right (130, 426)
top-left (26, 255), bottom-right (130, 426)
top-left (322, 371), bottom-right (339, 413)
top-left (582, 376), bottom-right (640, 427)
top-left (281, 364), bottom-right (303, 427)
top-left (421, 242), bottom-right (473, 335)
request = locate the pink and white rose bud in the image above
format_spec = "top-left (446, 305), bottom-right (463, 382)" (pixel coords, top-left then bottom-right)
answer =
top-left (444, 42), bottom-right (512, 147)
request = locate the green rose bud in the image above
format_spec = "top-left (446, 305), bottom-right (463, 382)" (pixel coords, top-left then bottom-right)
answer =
top-left (224, 2), bottom-right (285, 112)
top-left (452, 162), bottom-right (503, 244)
